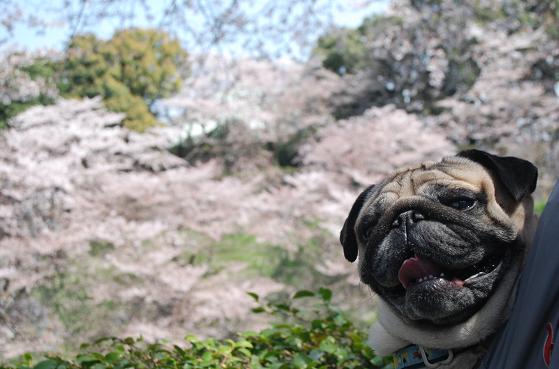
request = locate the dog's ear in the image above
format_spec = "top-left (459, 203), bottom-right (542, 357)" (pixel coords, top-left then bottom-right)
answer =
top-left (458, 149), bottom-right (538, 201)
top-left (340, 184), bottom-right (375, 262)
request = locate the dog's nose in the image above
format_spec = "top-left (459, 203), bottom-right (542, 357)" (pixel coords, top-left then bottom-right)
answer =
top-left (392, 210), bottom-right (425, 228)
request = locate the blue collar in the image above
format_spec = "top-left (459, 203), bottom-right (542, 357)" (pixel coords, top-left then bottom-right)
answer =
top-left (393, 344), bottom-right (454, 369)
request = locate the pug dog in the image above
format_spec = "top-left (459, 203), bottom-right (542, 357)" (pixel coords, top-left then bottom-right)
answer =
top-left (340, 150), bottom-right (538, 369)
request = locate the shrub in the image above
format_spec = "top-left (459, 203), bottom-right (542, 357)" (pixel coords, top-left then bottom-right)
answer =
top-left (169, 118), bottom-right (316, 173)
top-left (472, 0), bottom-right (559, 36)
top-left (312, 29), bottom-right (367, 75)
top-left (60, 29), bottom-right (188, 131)
top-left (2, 290), bottom-right (391, 369)
top-left (312, 16), bottom-right (403, 76)
top-left (0, 54), bottom-right (59, 128)
top-left (312, 6), bottom-right (482, 117)
top-left (267, 126), bottom-right (316, 168)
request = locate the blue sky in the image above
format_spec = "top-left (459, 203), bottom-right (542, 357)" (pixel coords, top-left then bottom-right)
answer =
top-left (4, 0), bottom-right (389, 59)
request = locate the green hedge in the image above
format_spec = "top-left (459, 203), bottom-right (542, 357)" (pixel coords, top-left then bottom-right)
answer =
top-left (2, 289), bottom-right (391, 369)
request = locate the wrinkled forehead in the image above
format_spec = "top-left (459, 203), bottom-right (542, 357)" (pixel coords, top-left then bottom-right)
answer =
top-left (374, 157), bottom-right (492, 201)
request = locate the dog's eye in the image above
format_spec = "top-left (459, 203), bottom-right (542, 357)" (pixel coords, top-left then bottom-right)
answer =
top-left (446, 197), bottom-right (476, 211)
top-left (357, 214), bottom-right (379, 241)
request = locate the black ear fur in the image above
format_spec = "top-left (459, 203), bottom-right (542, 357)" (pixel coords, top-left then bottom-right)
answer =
top-left (457, 149), bottom-right (538, 201)
top-left (340, 184), bottom-right (375, 262)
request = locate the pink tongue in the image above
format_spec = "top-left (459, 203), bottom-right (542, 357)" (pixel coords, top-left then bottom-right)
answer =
top-left (398, 256), bottom-right (442, 289)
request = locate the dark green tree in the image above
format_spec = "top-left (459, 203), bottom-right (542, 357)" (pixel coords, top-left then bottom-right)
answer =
top-left (312, 15), bottom-right (403, 75)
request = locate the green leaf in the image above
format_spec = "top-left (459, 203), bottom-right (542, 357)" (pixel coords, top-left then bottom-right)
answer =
top-left (237, 348), bottom-right (252, 357)
top-left (293, 290), bottom-right (315, 299)
top-left (308, 349), bottom-right (323, 361)
top-left (33, 360), bottom-right (59, 369)
top-left (201, 351), bottom-right (213, 364)
top-left (246, 292), bottom-right (259, 302)
top-left (318, 336), bottom-right (337, 354)
top-left (318, 288), bottom-right (332, 302)
top-left (235, 340), bottom-right (253, 349)
top-left (93, 337), bottom-right (115, 345)
top-left (274, 303), bottom-right (290, 311)
top-left (104, 352), bottom-right (121, 363)
top-left (371, 356), bottom-right (384, 366)
top-left (76, 354), bottom-right (100, 365)
top-left (292, 353), bottom-right (310, 368)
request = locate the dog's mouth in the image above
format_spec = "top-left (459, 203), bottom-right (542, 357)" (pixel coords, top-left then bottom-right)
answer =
top-left (397, 254), bottom-right (503, 290)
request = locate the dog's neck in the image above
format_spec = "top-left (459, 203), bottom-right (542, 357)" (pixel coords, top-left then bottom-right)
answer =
top-left (368, 261), bottom-right (520, 367)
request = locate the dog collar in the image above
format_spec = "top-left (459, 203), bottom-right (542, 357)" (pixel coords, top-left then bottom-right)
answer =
top-left (393, 344), bottom-right (454, 369)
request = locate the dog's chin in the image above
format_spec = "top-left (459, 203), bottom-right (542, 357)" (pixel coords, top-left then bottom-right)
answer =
top-left (375, 250), bottom-right (513, 326)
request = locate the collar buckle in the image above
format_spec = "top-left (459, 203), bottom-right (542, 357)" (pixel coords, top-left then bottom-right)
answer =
top-left (418, 345), bottom-right (454, 368)
top-left (394, 344), bottom-right (454, 369)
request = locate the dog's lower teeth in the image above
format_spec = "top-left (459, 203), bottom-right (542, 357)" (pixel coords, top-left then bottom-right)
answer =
top-left (415, 274), bottom-right (446, 284)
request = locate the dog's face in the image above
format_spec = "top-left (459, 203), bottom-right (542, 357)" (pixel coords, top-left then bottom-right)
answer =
top-left (341, 150), bottom-right (538, 326)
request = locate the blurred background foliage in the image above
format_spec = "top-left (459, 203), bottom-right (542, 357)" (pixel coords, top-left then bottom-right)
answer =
top-left (1, 29), bottom-right (188, 131)
top-left (313, 15), bottom-right (404, 76)
top-left (61, 29), bottom-right (188, 131)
